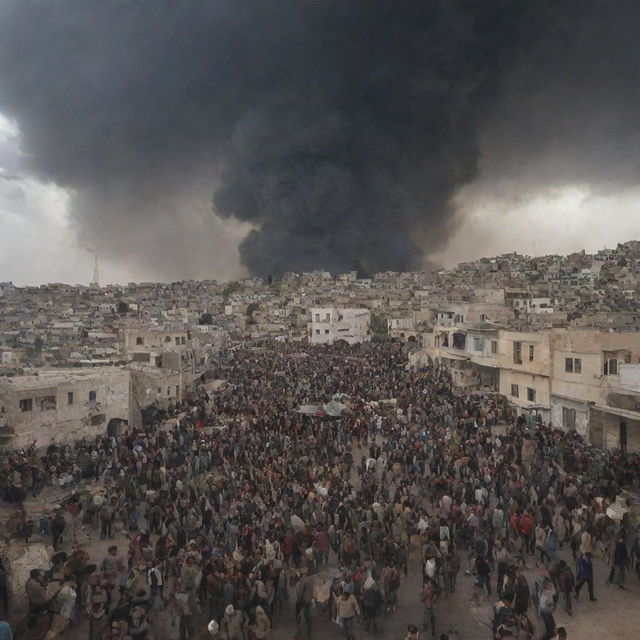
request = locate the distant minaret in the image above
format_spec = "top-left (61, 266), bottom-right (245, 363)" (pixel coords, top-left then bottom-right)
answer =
top-left (90, 251), bottom-right (99, 288)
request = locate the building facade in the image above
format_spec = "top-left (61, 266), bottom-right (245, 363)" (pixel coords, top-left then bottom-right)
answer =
top-left (307, 308), bottom-right (371, 345)
top-left (0, 368), bottom-right (130, 449)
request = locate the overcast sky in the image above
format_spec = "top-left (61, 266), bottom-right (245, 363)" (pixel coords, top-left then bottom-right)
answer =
top-left (1, 2), bottom-right (639, 285)
top-left (2, 111), bottom-right (637, 286)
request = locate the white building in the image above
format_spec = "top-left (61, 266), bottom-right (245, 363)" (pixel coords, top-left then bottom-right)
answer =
top-left (308, 308), bottom-right (371, 345)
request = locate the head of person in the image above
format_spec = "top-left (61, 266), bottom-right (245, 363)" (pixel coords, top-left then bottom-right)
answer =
top-left (29, 569), bottom-right (43, 582)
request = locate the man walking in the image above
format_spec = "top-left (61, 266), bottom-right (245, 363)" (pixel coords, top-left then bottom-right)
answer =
top-left (420, 578), bottom-right (438, 639)
top-left (574, 552), bottom-right (596, 602)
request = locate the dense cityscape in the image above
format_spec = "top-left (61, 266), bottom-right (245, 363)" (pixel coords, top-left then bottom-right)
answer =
top-left (0, 242), bottom-right (638, 640)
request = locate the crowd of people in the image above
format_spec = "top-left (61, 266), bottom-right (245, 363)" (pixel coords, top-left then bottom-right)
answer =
top-left (0, 340), bottom-right (639, 640)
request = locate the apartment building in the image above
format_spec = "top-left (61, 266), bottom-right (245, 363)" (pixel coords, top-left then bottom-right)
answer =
top-left (498, 330), bottom-right (552, 421)
top-left (308, 308), bottom-right (371, 345)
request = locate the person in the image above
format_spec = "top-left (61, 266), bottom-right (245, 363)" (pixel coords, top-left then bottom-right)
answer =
top-left (313, 524), bottom-right (330, 568)
top-left (0, 619), bottom-right (11, 640)
top-left (100, 499), bottom-right (115, 540)
top-left (534, 523), bottom-right (548, 568)
top-left (550, 627), bottom-right (567, 640)
top-left (513, 568), bottom-right (529, 614)
top-left (552, 561), bottom-right (574, 615)
top-left (174, 582), bottom-right (194, 640)
top-left (492, 591), bottom-right (515, 639)
top-left (610, 533), bottom-right (629, 589)
top-left (538, 581), bottom-right (557, 640)
top-left (51, 510), bottom-right (65, 551)
top-left (248, 605), bottom-right (270, 639)
top-left (420, 579), bottom-right (437, 640)
top-left (101, 546), bottom-right (124, 587)
top-left (574, 552), bottom-right (596, 602)
top-left (146, 561), bottom-right (163, 611)
top-left (405, 624), bottom-right (420, 640)
top-left (46, 576), bottom-right (77, 640)
top-left (362, 577), bottom-right (383, 635)
top-left (383, 560), bottom-right (401, 612)
top-left (472, 553), bottom-right (492, 602)
top-left (26, 569), bottom-right (54, 629)
top-left (336, 588), bottom-right (360, 640)
top-left (516, 612), bottom-right (535, 640)
top-left (296, 567), bottom-right (314, 639)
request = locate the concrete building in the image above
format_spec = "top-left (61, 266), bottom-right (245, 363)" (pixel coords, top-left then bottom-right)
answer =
top-left (591, 363), bottom-right (640, 452)
top-left (550, 330), bottom-right (640, 447)
top-left (498, 330), bottom-right (551, 421)
top-left (0, 368), bottom-right (130, 449)
top-left (308, 308), bottom-right (371, 345)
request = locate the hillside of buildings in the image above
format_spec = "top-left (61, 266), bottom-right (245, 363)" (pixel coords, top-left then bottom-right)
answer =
top-left (0, 240), bottom-right (639, 452)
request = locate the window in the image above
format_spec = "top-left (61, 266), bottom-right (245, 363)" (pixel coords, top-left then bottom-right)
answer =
top-left (566, 357), bottom-right (582, 374)
top-left (325, 329), bottom-right (329, 334)
top-left (315, 329), bottom-right (320, 335)
top-left (175, 337), bottom-right (180, 345)
top-left (511, 384), bottom-right (519, 398)
top-left (473, 337), bottom-right (484, 351)
top-left (604, 358), bottom-right (618, 376)
top-left (527, 387), bottom-right (536, 402)
top-left (315, 314), bottom-right (320, 322)
top-left (157, 387), bottom-right (162, 395)
top-left (67, 392), bottom-right (74, 405)
top-left (513, 341), bottom-right (522, 364)
top-left (19, 398), bottom-right (33, 412)
top-left (529, 345), bottom-right (535, 361)
top-left (491, 341), bottom-right (498, 354)
top-left (181, 336), bottom-right (186, 345)
top-left (175, 385), bottom-right (180, 397)
top-left (88, 390), bottom-right (97, 402)
top-left (136, 337), bottom-right (143, 345)
top-left (167, 386), bottom-right (171, 396)
top-left (338, 314), bottom-right (344, 321)
top-left (325, 313), bottom-right (330, 322)
top-left (165, 336), bottom-right (171, 342)
top-left (40, 395), bottom-right (56, 410)
top-left (562, 407), bottom-right (576, 430)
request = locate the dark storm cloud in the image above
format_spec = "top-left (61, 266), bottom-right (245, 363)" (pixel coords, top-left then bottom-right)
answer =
top-left (0, 1), bottom-right (638, 277)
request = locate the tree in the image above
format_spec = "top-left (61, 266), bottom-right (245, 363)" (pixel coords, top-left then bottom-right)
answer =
top-left (199, 312), bottom-right (213, 325)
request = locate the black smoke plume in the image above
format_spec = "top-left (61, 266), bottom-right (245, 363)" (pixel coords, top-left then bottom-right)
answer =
top-left (0, 1), bottom-right (638, 278)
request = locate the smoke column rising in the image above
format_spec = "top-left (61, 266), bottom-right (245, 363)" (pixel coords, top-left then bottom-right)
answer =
top-left (0, 1), bottom-right (639, 277)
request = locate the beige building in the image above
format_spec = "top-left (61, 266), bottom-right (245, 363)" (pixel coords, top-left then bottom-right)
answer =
top-left (124, 329), bottom-right (191, 363)
top-left (498, 330), bottom-right (552, 420)
top-left (550, 329), bottom-right (640, 449)
top-left (0, 368), bottom-right (130, 449)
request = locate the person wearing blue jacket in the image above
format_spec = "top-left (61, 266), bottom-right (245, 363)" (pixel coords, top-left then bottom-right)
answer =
top-left (574, 552), bottom-right (597, 602)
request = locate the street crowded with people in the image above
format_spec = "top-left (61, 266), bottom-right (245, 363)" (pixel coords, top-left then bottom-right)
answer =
top-left (1, 341), bottom-right (639, 640)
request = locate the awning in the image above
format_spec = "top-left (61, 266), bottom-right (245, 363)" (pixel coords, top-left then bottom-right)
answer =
top-left (593, 404), bottom-right (640, 422)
